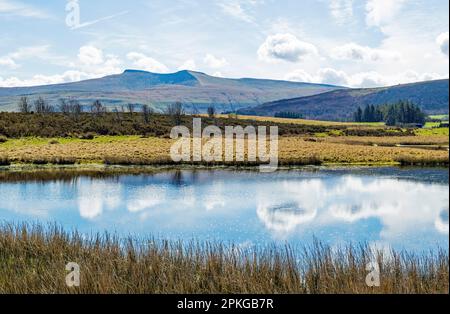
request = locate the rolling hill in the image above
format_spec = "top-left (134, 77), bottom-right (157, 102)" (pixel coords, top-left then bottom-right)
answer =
top-left (238, 79), bottom-right (449, 121)
top-left (0, 70), bottom-right (342, 112)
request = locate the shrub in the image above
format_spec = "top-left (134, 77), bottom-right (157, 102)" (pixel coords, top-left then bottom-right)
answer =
top-left (0, 135), bottom-right (7, 143)
top-left (80, 133), bottom-right (95, 140)
top-left (0, 157), bottom-right (11, 166)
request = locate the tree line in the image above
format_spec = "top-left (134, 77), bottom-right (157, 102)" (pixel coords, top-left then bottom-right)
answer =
top-left (353, 101), bottom-right (426, 126)
top-left (274, 112), bottom-right (304, 119)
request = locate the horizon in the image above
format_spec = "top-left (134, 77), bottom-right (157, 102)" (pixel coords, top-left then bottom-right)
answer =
top-left (1, 67), bottom-right (448, 90)
top-left (0, 0), bottom-right (449, 89)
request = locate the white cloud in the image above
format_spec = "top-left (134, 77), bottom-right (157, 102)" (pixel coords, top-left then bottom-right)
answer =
top-left (0, 56), bottom-right (17, 68)
top-left (78, 46), bottom-right (104, 66)
top-left (331, 43), bottom-right (401, 62)
top-left (0, 0), bottom-right (49, 18)
top-left (217, 0), bottom-right (261, 23)
top-left (436, 32), bottom-right (449, 56)
top-left (258, 33), bottom-right (318, 63)
top-left (127, 52), bottom-right (169, 73)
top-left (204, 54), bottom-right (228, 69)
top-left (365, 0), bottom-right (407, 28)
top-left (0, 45), bottom-right (50, 69)
top-left (284, 69), bottom-right (314, 83)
top-left (286, 67), bottom-right (445, 88)
top-left (0, 71), bottom-right (90, 88)
top-left (329, 0), bottom-right (354, 25)
top-left (178, 59), bottom-right (197, 71)
top-left (0, 46), bottom-right (123, 87)
top-left (316, 68), bottom-right (350, 86)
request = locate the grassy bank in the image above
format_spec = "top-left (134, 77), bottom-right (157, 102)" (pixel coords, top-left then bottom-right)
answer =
top-left (0, 224), bottom-right (448, 294)
top-left (0, 135), bottom-right (448, 167)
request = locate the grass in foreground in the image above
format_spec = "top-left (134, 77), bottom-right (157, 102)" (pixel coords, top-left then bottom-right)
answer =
top-left (0, 224), bottom-right (448, 294)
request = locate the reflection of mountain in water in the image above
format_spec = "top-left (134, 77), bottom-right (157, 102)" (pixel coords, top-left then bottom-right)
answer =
top-left (257, 202), bottom-right (317, 235)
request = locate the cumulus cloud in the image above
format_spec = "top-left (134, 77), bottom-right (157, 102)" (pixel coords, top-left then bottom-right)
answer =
top-left (331, 43), bottom-right (401, 62)
top-left (329, 0), bottom-right (354, 25)
top-left (286, 68), bottom-right (444, 88)
top-left (316, 68), bottom-right (350, 86)
top-left (284, 69), bottom-right (314, 83)
top-left (258, 33), bottom-right (318, 63)
top-left (0, 45), bottom-right (50, 69)
top-left (78, 46), bottom-right (104, 65)
top-left (365, 0), bottom-right (407, 28)
top-left (436, 32), bottom-right (449, 56)
top-left (178, 59), bottom-right (197, 71)
top-left (127, 52), bottom-right (169, 73)
top-left (1, 46), bottom-right (122, 87)
top-left (0, 71), bottom-right (94, 87)
top-left (204, 54), bottom-right (228, 69)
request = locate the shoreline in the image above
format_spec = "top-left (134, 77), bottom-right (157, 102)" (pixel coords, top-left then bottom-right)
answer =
top-left (1, 161), bottom-right (449, 172)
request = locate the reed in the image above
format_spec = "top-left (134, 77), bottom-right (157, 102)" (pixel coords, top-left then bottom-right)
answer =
top-left (0, 223), bottom-right (447, 294)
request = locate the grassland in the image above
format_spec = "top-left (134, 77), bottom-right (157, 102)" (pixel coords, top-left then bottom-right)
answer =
top-left (0, 113), bottom-right (448, 167)
top-left (0, 223), bottom-right (447, 294)
top-left (0, 134), bottom-right (448, 167)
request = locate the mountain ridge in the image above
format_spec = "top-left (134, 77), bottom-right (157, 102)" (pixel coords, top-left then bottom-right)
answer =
top-left (0, 70), bottom-right (343, 112)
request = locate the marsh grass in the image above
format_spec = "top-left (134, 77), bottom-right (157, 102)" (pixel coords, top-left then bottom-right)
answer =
top-left (1, 135), bottom-right (448, 167)
top-left (0, 223), bottom-right (447, 294)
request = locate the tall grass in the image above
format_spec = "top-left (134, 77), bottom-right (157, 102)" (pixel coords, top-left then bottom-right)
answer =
top-left (0, 223), bottom-right (447, 294)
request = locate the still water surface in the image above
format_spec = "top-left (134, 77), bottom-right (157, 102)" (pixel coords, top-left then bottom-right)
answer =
top-left (0, 167), bottom-right (448, 253)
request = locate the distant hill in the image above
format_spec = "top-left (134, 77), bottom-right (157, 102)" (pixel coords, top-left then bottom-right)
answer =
top-left (238, 79), bottom-right (449, 121)
top-left (0, 70), bottom-right (342, 112)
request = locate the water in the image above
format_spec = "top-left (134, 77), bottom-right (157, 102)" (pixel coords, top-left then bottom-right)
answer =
top-left (0, 167), bottom-right (448, 253)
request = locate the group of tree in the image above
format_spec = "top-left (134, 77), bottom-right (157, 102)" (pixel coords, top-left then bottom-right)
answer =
top-left (354, 101), bottom-right (426, 126)
top-left (274, 112), bottom-right (304, 119)
top-left (353, 105), bottom-right (383, 123)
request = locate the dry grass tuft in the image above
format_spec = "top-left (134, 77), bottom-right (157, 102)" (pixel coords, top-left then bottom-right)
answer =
top-left (0, 223), bottom-right (448, 294)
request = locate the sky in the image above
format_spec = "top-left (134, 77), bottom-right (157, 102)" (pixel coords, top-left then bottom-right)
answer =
top-left (0, 0), bottom-right (448, 88)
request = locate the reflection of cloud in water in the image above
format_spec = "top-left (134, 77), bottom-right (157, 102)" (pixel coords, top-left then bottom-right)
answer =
top-left (77, 180), bottom-right (121, 219)
top-left (257, 202), bottom-right (317, 236)
top-left (127, 186), bottom-right (167, 213)
top-left (202, 182), bottom-right (226, 211)
top-left (328, 177), bottom-right (447, 240)
top-left (435, 207), bottom-right (449, 234)
top-left (256, 176), bottom-right (449, 240)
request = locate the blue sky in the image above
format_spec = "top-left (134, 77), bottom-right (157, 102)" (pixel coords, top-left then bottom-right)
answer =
top-left (0, 0), bottom-right (448, 88)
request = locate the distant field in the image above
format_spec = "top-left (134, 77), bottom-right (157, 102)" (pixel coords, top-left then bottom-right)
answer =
top-left (211, 114), bottom-right (385, 127)
top-left (429, 114), bottom-right (449, 120)
top-left (1, 134), bottom-right (448, 167)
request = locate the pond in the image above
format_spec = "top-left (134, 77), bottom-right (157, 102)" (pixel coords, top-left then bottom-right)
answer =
top-left (0, 167), bottom-right (448, 253)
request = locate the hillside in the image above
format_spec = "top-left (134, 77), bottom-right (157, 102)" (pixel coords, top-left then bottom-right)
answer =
top-left (238, 79), bottom-right (449, 121)
top-left (0, 70), bottom-right (341, 112)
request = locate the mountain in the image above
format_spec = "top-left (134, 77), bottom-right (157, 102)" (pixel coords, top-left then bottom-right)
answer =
top-left (0, 70), bottom-right (342, 112)
top-left (238, 79), bottom-right (449, 121)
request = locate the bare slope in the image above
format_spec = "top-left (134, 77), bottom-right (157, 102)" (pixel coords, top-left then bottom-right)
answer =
top-left (239, 79), bottom-right (449, 120)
